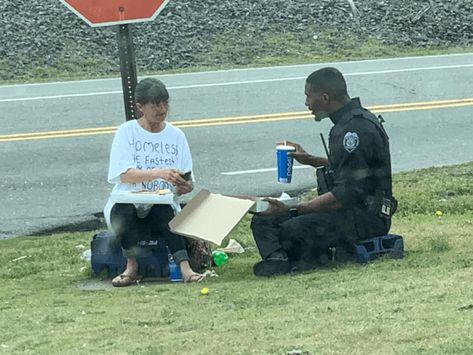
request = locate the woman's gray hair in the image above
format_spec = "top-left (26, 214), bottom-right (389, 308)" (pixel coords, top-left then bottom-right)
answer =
top-left (135, 77), bottom-right (169, 105)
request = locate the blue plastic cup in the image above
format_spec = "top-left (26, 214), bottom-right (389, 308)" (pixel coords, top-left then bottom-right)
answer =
top-left (276, 145), bottom-right (296, 183)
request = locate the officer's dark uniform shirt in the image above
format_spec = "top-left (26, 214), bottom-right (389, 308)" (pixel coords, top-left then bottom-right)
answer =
top-left (328, 98), bottom-right (393, 232)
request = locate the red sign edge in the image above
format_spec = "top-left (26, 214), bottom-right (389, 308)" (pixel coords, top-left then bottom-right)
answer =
top-left (59, 0), bottom-right (170, 27)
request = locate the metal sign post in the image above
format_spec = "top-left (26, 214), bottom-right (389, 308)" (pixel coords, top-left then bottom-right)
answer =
top-left (117, 24), bottom-right (139, 121)
top-left (60, 0), bottom-right (170, 121)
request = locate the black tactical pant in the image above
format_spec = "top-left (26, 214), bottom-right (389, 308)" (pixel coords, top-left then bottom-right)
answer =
top-left (251, 209), bottom-right (388, 263)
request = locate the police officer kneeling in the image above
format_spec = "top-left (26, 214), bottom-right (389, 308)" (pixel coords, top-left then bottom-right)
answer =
top-left (251, 67), bottom-right (397, 277)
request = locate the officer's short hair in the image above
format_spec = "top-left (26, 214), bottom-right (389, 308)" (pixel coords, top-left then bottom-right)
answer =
top-left (306, 67), bottom-right (347, 100)
top-left (135, 78), bottom-right (169, 105)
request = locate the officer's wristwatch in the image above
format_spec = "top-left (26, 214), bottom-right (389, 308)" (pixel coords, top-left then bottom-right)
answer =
top-left (288, 207), bottom-right (299, 218)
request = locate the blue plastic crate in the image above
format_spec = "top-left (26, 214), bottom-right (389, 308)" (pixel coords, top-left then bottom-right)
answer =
top-left (90, 231), bottom-right (169, 277)
top-left (353, 234), bottom-right (404, 264)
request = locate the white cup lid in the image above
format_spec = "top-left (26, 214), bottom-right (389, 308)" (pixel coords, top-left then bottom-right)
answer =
top-left (276, 145), bottom-right (296, 150)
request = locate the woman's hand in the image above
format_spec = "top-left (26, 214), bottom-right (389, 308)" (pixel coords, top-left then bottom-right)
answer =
top-left (120, 168), bottom-right (186, 185)
top-left (175, 180), bottom-right (193, 196)
top-left (156, 168), bottom-right (187, 186)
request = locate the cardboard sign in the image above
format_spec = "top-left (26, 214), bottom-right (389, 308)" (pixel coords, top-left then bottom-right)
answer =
top-left (169, 189), bottom-right (255, 246)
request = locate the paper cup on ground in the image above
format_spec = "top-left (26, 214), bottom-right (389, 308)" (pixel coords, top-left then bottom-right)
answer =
top-left (276, 145), bottom-right (295, 183)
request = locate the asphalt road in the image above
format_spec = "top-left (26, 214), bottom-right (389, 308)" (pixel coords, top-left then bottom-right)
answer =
top-left (1, 53), bottom-right (473, 238)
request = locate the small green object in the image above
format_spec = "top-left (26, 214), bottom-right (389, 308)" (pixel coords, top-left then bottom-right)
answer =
top-left (212, 250), bottom-right (229, 266)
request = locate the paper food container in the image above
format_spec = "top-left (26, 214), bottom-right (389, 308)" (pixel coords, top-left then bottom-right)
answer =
top-left (169, 189), bottom-right (255, 246)
top-left (110, 190), bottom-right (174, 205)
top-left (249, 192), bottom-right (299, 213)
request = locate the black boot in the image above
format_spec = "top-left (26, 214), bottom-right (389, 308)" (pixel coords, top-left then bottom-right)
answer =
top-left (253, 250), bottom-right (292, 277)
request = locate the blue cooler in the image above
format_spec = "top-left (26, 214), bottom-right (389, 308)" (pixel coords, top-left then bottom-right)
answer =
top-left (90, 231), bottom-right (169, 277)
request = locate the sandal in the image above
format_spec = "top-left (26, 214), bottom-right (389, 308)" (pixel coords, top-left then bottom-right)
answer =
top-left (111, 273), bottom-right (142, 287)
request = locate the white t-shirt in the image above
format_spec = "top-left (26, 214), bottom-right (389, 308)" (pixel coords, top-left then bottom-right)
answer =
top-left (103, 120), bottom-right (193, 229)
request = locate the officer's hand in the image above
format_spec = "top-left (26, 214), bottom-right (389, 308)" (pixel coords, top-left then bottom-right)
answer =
top-left (292, 151), bottom-right (316, 165)
top-left (276, 140), bottom-right (312, 165)
top-left (258, 198), bottom-right (289, 217)
top-left (276, 140), bottom-right (306, 153)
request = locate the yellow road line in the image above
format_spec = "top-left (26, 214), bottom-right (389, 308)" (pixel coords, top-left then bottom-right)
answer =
top-left (0, 126), bottom-right (117, 139)
top-left (1, 98), bottom-right (472, 142)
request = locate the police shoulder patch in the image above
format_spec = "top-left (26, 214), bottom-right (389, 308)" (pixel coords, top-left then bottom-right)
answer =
top-left (343, 132), bottom-right (359, 153)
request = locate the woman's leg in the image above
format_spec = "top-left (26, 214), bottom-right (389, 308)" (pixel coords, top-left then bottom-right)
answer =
top-left (146, 205), bottom-right (205, 282)
top-left (110, 204), bottom-right (144, 284)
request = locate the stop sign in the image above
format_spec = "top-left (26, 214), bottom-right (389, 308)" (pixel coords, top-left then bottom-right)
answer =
top-left (60, 0), bottom-right (170, 27)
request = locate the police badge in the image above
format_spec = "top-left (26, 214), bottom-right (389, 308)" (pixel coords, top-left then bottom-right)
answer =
top-left (343, 132), bottom-right (359, 153)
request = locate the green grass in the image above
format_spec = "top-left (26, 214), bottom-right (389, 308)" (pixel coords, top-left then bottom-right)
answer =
top-left (2, 26), bottom-right (473, 84)
top-left (198, 26), bottom-right (473, 68)
top-left (394, 164), bottom-right (473, 217)
top-left (1, 41), bottom-right (116, 84)
top-left (1, 162), bottom-right (473, 354)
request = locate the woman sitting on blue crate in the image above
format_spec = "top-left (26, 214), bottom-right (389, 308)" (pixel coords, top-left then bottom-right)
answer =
top-left (103, 77), bottom-right (205, 287)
